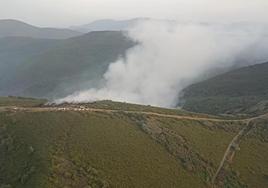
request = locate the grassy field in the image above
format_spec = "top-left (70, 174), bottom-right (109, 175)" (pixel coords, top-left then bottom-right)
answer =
top-left (0, 111), bottom-right (204, 188)
top-left (0, 97), bottom-right (267, 188)
top-left (0, 96), bottom-right (46, 107)
top-left (232, 119), bottom-right (268, 188)
top-left (150, 118), bottom-right (243, 166)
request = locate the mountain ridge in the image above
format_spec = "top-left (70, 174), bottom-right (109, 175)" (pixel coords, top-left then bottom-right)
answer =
top-left (0, 31), bottom-right (135, 98)
top-left (181, 61), bottom-right (268, 115)
top-left (70, 18), bottom-right (150, 32)
top-left (0, 19), bottom-right (82, 39)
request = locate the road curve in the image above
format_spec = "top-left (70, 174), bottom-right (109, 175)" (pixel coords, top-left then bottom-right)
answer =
top-left (212, 113), bottom-right (268, 185)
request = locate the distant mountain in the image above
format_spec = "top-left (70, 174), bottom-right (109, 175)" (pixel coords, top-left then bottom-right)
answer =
top-left (0, 19), bottom-right (82, 39)
top-left (181, 62), bottom-right (268, 115)
top-left (71, 18), bottom-right (150, 32)
top-left (0, 31), bottom-right (135, 98)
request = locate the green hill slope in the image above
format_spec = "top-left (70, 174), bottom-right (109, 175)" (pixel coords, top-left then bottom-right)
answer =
top-left (0, 37), bottom-right (59, 87)
top-left (181, 62), bottom-right (268, 115)
top-left (0, 31), bottom-right (134, 98)
top-left (0, 97), bottom-right (267, 188)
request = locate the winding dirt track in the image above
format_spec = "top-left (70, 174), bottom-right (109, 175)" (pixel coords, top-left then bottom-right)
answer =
top-left (212, 113), bottom-right (268, 186)
top-left (211, 121), bottom-right (251, 184)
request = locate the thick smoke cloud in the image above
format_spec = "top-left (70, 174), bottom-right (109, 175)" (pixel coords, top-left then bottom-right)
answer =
top-left (57, 21), bottom-right (265, 107)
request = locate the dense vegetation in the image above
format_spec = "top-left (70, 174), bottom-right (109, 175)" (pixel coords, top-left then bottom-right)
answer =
top-left (1, 97), bottom-right (267, 188)
top-left (181, 62), bottom-right (268, 115)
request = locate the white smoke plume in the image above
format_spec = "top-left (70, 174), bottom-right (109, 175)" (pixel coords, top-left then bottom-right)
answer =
top-left (57, 20), bottom-right (263, 107)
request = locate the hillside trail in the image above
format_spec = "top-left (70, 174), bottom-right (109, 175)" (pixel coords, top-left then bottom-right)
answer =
top-left (0, 105), bottom-right (249, 123)
top-left (211, 113), bottom-right (268, 186)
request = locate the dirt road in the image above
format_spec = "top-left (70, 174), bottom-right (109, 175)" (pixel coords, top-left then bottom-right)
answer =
top-left (212, 113), bottom-right (268, 185)
top-left (0, 106), bottom-right (247, 123)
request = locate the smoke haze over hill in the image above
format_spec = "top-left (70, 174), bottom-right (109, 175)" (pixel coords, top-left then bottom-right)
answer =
top-left (57, 20), bottom-right (268, 107)
top-left (2, 0), bottom-right (268, 107)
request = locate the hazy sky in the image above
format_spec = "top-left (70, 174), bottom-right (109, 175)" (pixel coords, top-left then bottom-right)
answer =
top-left (1, 0), bottom-right (268, 27)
